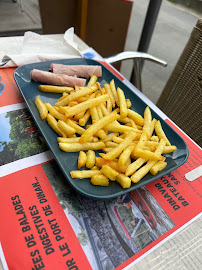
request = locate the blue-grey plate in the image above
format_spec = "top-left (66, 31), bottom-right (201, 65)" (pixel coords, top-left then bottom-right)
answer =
top-left (14, 58), bottom-right (189, 199)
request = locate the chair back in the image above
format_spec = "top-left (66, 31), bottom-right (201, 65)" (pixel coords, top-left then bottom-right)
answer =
top-left (156, 19), bottom-right (202, 147)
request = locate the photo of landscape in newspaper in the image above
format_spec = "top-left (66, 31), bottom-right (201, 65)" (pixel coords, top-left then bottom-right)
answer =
top-left (0, 107), bottom-right (48, 166)
top-left (42, 160), bottom-right (176, 270)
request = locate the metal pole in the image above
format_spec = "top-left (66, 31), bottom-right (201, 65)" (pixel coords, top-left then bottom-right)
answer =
top-left (130, 0), bottom-right (162, 87)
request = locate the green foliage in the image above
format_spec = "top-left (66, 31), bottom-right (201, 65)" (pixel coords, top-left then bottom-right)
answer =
top-left (77, 230), bottom-right (88, 246)
top-left (0, 109), bottom-right (48, 166)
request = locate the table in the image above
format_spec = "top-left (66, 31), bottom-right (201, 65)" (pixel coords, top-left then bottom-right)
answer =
top-left (0, 34), bottom-right (201, 270)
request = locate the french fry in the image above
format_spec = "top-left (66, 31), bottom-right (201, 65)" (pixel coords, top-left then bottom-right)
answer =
top-left (130, 119), bottom-right (138, 130)
top-left (127, 109), bottom-right (144, 126)
top-left (117, 114), bottom-right (131, 124)
top-left (47, 114), bottom-right (66, 137)
top-left (87, 75), bottom-right (98, 87)
top-left (125, 158), bottom-right (147, 177)
top-left (78, 151), bottom-right (87, 169)
top-left (57, 137), bottom-right (98, 143)
top-left (57, 93), bottom-right (69, 102)
top-left (75, 85), bottom-right (80, 91)
top-left (133, 148), bottom-right (165, 161)
top-left (110, 79), bottom-right (119, 107)
top-left (143, 145), bottom-right (156, 151)
top-left (126, 99), bottom-right (132, 109)
top-left (38, 85), bottom-right (74, 93)
top-left (150, 136), bottom-right (159, 142)
top-left (86, 150), bottom-right (96, 169)
top-left (105, 122), bottom-right (141, 134)
top-left (79, 110), bottom-right (91, 126)
top-left (103, 132), bottom-right (119, 142)
top-left (149, 118), bottom-right (157, 138)
top-left (95, 129), bottom-right (107, 140)
top-left (59, 141), bottom-right (105, 152)
top-left (35, 97), bottom-right (48, 120)
top-left (104, 83), bottom-right (115, 108)
top-left (100, 102), bottom-right (110, 116)
top-left (112, 136), bottom-right (123, 144)
top-left (53, 106), bottom-right (60, 111)
top-left (79, 111), bottom-right (117, 143)
top-left (101, 165), bottom-right (119, 181)
top-left (45, 102), bottom-right (67, 122)
top-left (57, 120), bottom-right (76, 137)
top-left (70, 170), bottom-right (102, 178)
top-left (100, 87), bottom-right (106, 95)
top-left (55, 87), bottom-right (96, 107)
top-left (162, 145), bottom-right (177, 154)
top-left (91, 175), bottom-right (109, 186)
top-left (105, 141), bottom-right (119, 148)
top-left (96, 105), bottom-right (104, 119)
top-left (68, 101), bottom-right (78, 107)
top-left (107, 98), bottom-right (113, 113)
top-left (144, 141), bottom-right (159, 146)
top-left (135, 132), bottom-right (147, 149)
top-left (150, 161), bottom-right (167, 175)
top-left (116, 174), bottom-right (131, 189)
top-left (117, 87), bottom-right (128, 118)
top-left (100, 131), bottom-right (137, 160)
top-left (65, 94), bottom-right (109, 118)
top-left (74, 111), bottom-right (86, 121)
top-left (131, 139), bottom-right (166, 183)
top-left (80, 85), bottom-right (98, 91)
top-left (58, 137), bottom-right (79, 143)
top-left (118, 145), bottom-right (135, 169)
top-left (58, 106), bottom-right (68, 115)
top-left (91, 166), bottom-right (99, 170)
top-left (66, 119), bottom-right (85, 135)
top-left (103, 147), bottom-right (114, 153)
top-left (96, 129), bottom-right (107, 140)
top-left (90, 106), bottom-right (99, 123)
top-left (155, 120), bottom-right (171, 146)
top-left (96, 157), bottom-right (127, 173)
top-left (142, 106), bottom-right (152, 139)
top-left (95, 82), bottom-right (102, 92)
top-left (77, 96), bottom-right (89, 103)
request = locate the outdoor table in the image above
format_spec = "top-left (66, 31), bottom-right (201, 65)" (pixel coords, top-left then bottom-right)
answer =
top-left (0, 34), bottom-right (201, 270)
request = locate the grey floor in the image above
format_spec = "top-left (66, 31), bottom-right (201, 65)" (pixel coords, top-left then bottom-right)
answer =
top-left (0, 0), bottom-right (201, 104)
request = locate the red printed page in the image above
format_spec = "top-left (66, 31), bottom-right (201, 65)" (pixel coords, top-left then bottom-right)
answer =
top-left (147, 119), bottom-right (202, 224)
top-left (0, 164), bottom-right (92, 270)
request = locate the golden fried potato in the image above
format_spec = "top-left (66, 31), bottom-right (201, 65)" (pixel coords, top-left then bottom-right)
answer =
top-left (35, 97), bottom-right (48, 120)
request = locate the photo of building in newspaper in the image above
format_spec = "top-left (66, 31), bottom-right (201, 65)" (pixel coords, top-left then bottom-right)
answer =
top-left (42, 160), bottom-right (175, 270)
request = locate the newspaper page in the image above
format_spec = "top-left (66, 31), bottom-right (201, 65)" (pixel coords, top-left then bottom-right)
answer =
top-left (0, 67), bottom-right (201, 270)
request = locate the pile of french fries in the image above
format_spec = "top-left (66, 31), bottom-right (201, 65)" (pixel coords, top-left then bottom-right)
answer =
top-left (35, 74), bottom-right (177, 189)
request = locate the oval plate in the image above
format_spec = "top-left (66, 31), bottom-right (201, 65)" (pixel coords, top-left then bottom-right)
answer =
top-left (14, 58), bottom-right (189, 199)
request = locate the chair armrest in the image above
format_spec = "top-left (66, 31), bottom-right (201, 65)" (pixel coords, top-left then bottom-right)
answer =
top-left (105, 51), bottom-right (167, 67)
top-left (105, 51), bottom-right (167, 92)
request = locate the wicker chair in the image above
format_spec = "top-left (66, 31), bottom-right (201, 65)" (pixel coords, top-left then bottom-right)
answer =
top-left (156, 18), bottom-right (202, 147)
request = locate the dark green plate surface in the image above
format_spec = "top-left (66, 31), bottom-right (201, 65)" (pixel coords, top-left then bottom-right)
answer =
top-left (14, 58), bottom-right (189, 199)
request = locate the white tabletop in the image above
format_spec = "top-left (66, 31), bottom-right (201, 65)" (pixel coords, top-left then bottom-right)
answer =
top-left (0, 33), bottom-right (201, 270)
